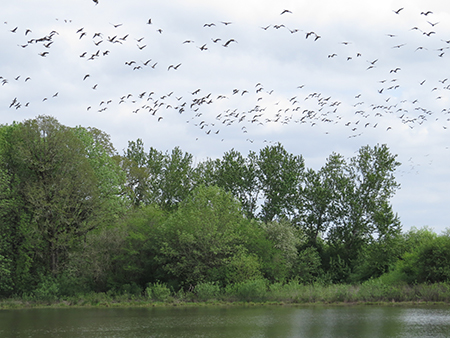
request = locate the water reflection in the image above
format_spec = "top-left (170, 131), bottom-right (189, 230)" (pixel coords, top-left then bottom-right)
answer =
top-left (0, 305), bottom-right (450, 338)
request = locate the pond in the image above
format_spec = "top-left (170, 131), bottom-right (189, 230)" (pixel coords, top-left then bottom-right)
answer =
top-left (1, 305), bottom-right (450, 337)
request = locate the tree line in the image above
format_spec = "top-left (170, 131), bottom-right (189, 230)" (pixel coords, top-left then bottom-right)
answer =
top-left (0, 115), bottom-right (448, 299)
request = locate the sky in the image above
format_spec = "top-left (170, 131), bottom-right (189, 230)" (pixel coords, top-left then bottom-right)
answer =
top-left (1, 0), bottom-right (449, 233)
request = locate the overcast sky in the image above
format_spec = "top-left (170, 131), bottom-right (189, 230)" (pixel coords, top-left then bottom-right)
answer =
top-left (1, 0), bottom-right (449, 233)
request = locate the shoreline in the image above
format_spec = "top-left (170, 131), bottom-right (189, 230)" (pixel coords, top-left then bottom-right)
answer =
top-left (2, 298), bottom-right (449, 311)
top-left (3, 281), bottom-right (450, 310)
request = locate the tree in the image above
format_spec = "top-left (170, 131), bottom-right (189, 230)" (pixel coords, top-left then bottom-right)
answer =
top-left (8, 116), bottom-right (102, 275)
top-left (256, 143), bottom-right (305, 222)
top-left (156, 185), bottom-right (260, 287)
top-left (74, 126), bottom-right (127, 222)
top-left (325, 144), bottom-right (401, 281)
top-left (120, 139), bottom-right (158, 207)
top-left (260, 219), bottom-right (303, 281)
top-left (159, 147), bottom-right (195, 211)
top-left (193, 157), bottom-right (219, 187)
top-left (1, 116), bottom-right (126, 284)
top-left (215, 149), bottom-right (260, 219)
top-left (120, 141), bottom-right (196, 211)
top-left (0, 123), bottom-right (19, 295)
top-left (299, 153), bottom-right (346, 246)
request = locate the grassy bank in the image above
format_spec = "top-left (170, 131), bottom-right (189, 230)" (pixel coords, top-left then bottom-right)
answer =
top-left (2, 279), bottom-right (450, 309)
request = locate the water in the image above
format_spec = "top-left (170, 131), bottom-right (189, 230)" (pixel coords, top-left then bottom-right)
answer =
top-left (1, 305), bottom-right (450, 337)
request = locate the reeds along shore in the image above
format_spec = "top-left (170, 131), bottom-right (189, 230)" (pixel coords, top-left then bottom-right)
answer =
top-left (2, 280), bottom-right (450, 308)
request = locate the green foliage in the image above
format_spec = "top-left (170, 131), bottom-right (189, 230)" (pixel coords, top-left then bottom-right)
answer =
top-left (224, 250), bottom-right (262, 284)
top-left (0, 127), bottom-right (16, 295)
top-left (156, 185), bottom-right (258, 286)
top-left (257, 143), bottom-right (305, 222)
top-left (7, 116), bottom-right (105, 275)
top-left (318, 145), bottom-right (401, 281)
top-left (0, 255), bottom-right (13, 295)
top-left (261, 220), bottom-right (302, 270)
top-left (393, 229), bottom-right (450, 284)
top-left (110, 205), bottom-right (167, 288)
top-left (350, 226), bottom-right (403, 283)
top-left (294, 246), bottom-right (323, 283)
top-left (300, 162), bottom-right (340, 246)
top-left (0, 117), bottom-right (129, 295)
top-left (194, 281), bottom-right (221, 301)
top-left (225, 278), bottom-right (268, 302)
top-left (31, 274), bottom-right (60, 301)
top-left (327, 255), bottom-right (352, 284)
top-left (120, 140), bottom-right (196, 211)
top-left (64, 225), bottom-right (128, 292)
top-left (145, 281), bottom-right (171, 301)
top-left (215, 149), bottom-right (260, 219)
top-left (73, 126), bottom-right (128, 220)
top-left (0, 118), bottom-right (423, 298)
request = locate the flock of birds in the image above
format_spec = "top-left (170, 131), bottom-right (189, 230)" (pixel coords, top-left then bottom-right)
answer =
top-left (2, 4), bottom-right (450, 144)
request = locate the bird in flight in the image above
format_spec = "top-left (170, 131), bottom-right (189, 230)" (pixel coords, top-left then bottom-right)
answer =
top-left (223, 39), bottom-right (236, 47)
top-left (168, 63), bottom-right (182, 70)
top-left (306, 31), bottom-right (320, 41)
top-left (393, 8), bottom-right (404, 14)
top-left (281, 9), bottom-right (292, 15)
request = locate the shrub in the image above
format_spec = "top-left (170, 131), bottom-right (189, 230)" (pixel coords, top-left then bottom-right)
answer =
top-left (32, 275), bottom-right (60, 301)
top-left (145, 281), bottom-right (171, 301)
top-left (195, 282), bottom-right (221, 301)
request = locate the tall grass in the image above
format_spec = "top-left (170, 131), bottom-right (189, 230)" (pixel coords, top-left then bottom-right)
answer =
top-left (3, 279), bottom-right (450, 308)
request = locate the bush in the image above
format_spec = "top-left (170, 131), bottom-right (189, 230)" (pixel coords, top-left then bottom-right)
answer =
top-left (32, 275), bottom-right (60, 301)
top-left (195, 282), bottom-right (221, 301)
top-left (145, 281), bottom-right (171, 301)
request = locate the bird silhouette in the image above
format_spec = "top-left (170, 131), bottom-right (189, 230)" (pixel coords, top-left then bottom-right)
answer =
top-left (168, 63), bottom-right (182, 70)
top-left (223, 39), bottom-right (236, 47)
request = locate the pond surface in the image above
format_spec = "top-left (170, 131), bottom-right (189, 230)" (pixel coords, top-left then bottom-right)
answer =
top-left (1, 305), bottom-right (450, 337)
